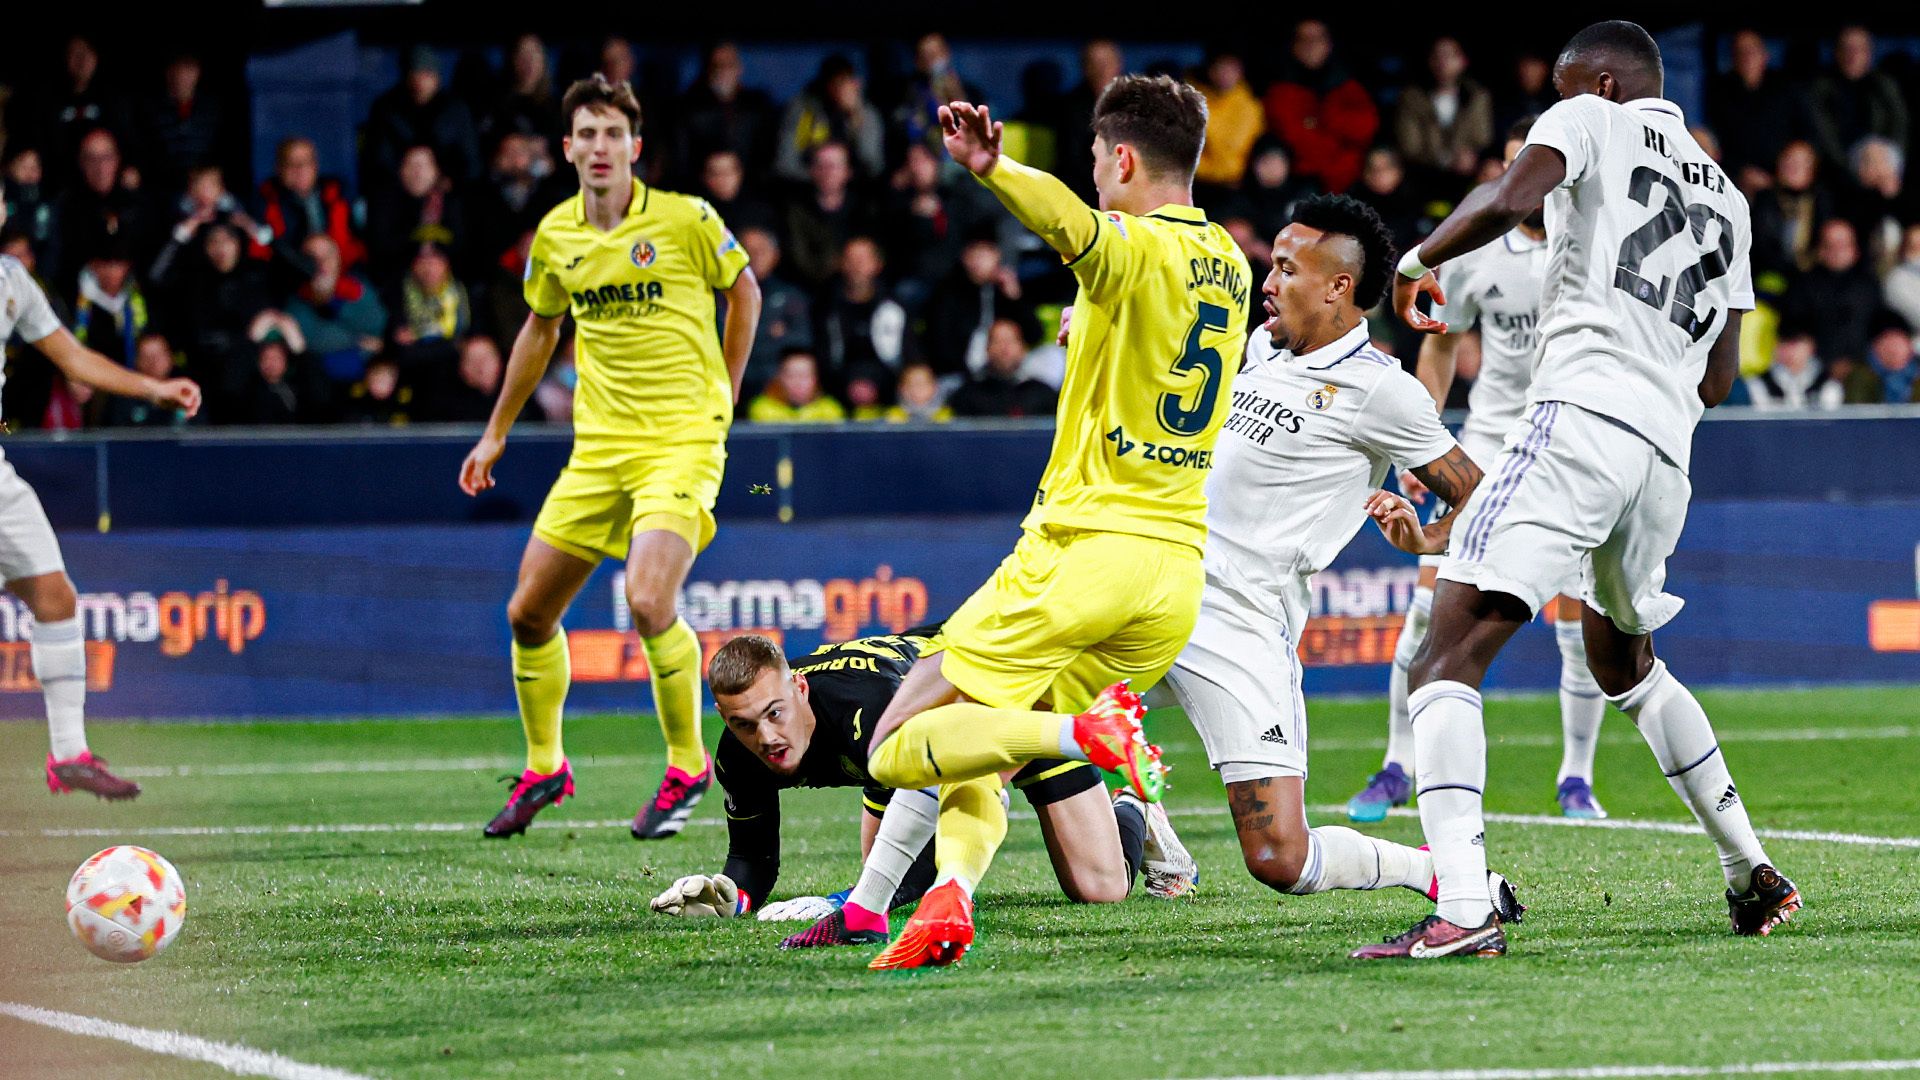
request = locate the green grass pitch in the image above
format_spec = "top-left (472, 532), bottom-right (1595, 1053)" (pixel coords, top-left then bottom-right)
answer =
top-left (2, 687), bottom-right (1918, 1079)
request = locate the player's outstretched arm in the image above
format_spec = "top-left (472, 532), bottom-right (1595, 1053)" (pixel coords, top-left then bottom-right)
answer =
top-left (35, 328), bottom-right (200, 416)
top-left (941, 101), bottom-right (1098, 262)
top-left (459, 311), bottom-right (562, 496)
top-left (1699, 308), bottom-right (1744, 408)
top-left (1394, 146), bottom-right (1566, 334)
top-left (721, 267), bottom-right (762, 404)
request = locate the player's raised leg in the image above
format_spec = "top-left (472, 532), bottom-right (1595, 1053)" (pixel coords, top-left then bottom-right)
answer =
top-left (485, 537), bottom-right (597, 838)
top-left (1552, 597), bottom-right (1608, 817)
top-left (626, 525), bottom-right (713, 839)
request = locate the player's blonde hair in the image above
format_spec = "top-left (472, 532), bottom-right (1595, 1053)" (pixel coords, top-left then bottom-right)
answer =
top-left (708, 635), bottom-right (788, 697)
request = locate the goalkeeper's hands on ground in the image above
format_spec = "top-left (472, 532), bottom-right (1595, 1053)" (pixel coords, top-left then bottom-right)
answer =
top-left (756, 895), bottom-right (841, 922)
top-left (649, 874), bottom-right (742, 918)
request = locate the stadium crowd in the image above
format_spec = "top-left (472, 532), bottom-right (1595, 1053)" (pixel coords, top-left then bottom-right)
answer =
top-left (4, 23), bottom-right (1920, 429)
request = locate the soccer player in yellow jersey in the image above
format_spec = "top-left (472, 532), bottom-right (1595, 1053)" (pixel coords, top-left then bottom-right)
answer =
top-left (862, 76), bottom-right (1252, 968)
top-left (459, 75), bottom-right (761, 841)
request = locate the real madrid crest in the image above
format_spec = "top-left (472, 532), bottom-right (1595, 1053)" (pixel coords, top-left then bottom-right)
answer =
top-left (1306, 383), bottom-right (1339, 412)
top-left (630, 239), bottom-right (657, 268)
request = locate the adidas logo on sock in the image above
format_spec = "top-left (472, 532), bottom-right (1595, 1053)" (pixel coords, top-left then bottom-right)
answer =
top-left (1259, 724), bottom-right (1288, 745)
top-left (1717, 784), bottom-right (1740, 811)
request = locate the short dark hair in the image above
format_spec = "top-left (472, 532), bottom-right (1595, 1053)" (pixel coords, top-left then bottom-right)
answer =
top-left (561, 74), bottom-right (641, 135)
top-left (778, 346), bottom-right (817, 367)
top-left (1287, 194), bottom-right (1397, 309)
top-left (1560, 20), bottom-right (1662, 81)
top-left (1091, 74), bottom-right (1208, 179)
top-left (708, 634), bottom-right (787, 697)
top-left (1506, 115), bottom-right (1538, 144)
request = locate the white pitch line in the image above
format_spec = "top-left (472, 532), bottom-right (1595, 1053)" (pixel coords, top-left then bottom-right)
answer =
top-left (101, 724), bottom-right (1916, 780)
top-left (1184, 1060), bottom-right (1920, 1080)
top-left (9, 804), bottom-right (1919, 851)
top-left (0, 1001), bottom-right (373, 1080)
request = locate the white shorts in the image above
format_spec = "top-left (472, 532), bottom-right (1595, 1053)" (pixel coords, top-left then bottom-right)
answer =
top-left (1419, 424), bottom-right (1581, 605)
top-left (1164, 582), bottom-right (1307, 783)
top-left (0, 452), bottom-right (64, 582)
top-left (1439, 401), bottom-right (1687, 635)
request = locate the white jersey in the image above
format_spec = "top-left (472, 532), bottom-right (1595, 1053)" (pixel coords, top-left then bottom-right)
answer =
top-left (1205, 320), bottom-right (1457, 627)
top-left (1430, 229), bottom-right (1546, 448)
top-left (1521, 95), bottom-right (1752, 472)
top-left (0, 255), bottom-right (62, 407)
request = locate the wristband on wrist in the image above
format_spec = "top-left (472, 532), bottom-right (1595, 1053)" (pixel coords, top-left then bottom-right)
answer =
top-left (1397, 246), bottom-right (1431, 280)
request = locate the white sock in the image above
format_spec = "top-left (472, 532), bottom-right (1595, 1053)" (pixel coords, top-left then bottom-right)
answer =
top-left (1410, 680), bottom-right (1492, 926)
top-left (33, 617), bottom-right (87, 759)
top-left (1286, 825), bottom-right (1431, 894)
top-left (1384, 586), bottom-right (1431, 771)
top-left (930, 869), bottom-right (975, 898)
top-left (1610, 659), bottom-right (1769, 893)
top-left (848, 788), bottom-right (938, 913)
top-left (1056, 718), bottom-right (1090, 762)
top-left (1555, 618), bottom-right (1605, 783)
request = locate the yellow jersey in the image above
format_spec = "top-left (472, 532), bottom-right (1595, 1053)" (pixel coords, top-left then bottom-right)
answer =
top-left (523, 179), bottom-right (750, 445)
top-left (979, 159), bottom-right (1252, 552)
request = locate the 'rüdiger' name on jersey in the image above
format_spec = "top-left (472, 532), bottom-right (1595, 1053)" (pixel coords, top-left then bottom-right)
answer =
top-left (523, 179), bottom-right (749, 444)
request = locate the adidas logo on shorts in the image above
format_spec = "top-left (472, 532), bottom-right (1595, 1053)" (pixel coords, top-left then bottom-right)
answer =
top-left (1259, 724), bottom-right (1288, 745)
top-left (1717, 784), bottom-right (1740, 811)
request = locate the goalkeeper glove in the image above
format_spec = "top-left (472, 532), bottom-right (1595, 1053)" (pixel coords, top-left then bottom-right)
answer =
top-left (649, 873), bottom-right (741, 918)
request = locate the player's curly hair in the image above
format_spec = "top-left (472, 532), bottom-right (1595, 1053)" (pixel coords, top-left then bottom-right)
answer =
top-left (1286, 193), bottom-right (1398, 310)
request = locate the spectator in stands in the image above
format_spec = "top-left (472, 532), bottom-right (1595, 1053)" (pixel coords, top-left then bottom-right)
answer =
top-left (1883, 223), bottom-right (1920, 332)
top-left (395, 244), bottom-right (470, 368)
top-left (698, 149), bottom-right (775, 236)
top-left (1785, 219), bottom-right (1881, 368)
top-left (33, 37), bottom-right (127, 190)
top-left (138, 53), bottom-right (227, 197)
top-left (70, 232), bottom-right (146, 369)
top-left (1395, 36), bottom-right (1494, 185)
top-left (886, 361), bottom-right (951, 422)
top-left (1808, 26), bottom-right (1908, 172)
top-left (881, 143), bottom-right (982, 297)
top-left (340, 355), bottom-right (414, 425)
top-left (894, 34), bottom-right (978, 163)
top-left (1746, 326), bottom-right (1844, 410)
top-left (1352, 147), bottom-right (1424, 255)
top-left (1495, 52), bottom-right (1556, 138)
top-left (0, 230), bottom-right (68, 425)
top-left (597, 36), bottom-right (636, 87)
top-left (433, 334), bottom-right (533, 423)
top-left (844, 364), bottom-right (890, 421)
top-left (1844, 136), bottom-right (1911, 275)
top-left (782, 141), bottom-right (869, 289)
top-left (482, 229), bottom-right (535, 349)
top-left (1222, 217), bottom-right (1271, 275)
top-left (948, 316), bottom-right (1056, 418)
top-left (150, 166), bottom-right (286, 286)
top-left (817, 236), bottom-right (905, 380)
top-left (1751, 140), bottom-right (1834, 277)
top-left (471, 133), bottom-right (560, 279)
top-left (484, 34), bottom-right (556, 151)
top-left (1194, 51), bottom-right (1265, 198)
top-left (151, 220), bottom-right (276, 413)
top-left (237, 336), bottom-right (320, 425)
top-left (747, 348), bottom-right (846, 422)
top-left (103, 332), bottom-right (195, 428)
top-left (775, 56), bottom-right (884, 183)
top-left (1849, 314), bottom-right (1920, 404)
top-left (254, 137), bottom-right (364, 273)
top-left (367, 145), bottom-right (467, 285)
top-left (1711, 30), bottom-right (1798, 179)
top-left (51, 129), bottom-right (149, 288)
top-left (1057, 40), bottom-right (1124, 200)
top-left (1265, 20), bottom-right (1378, 193)
top-left (3, 150), bottom-right (56, 257)
top-left (364, 47), bottom-right (482, 190)
top-left (922, 235), bottom-right (1026, 377)
top-left (289, 233), bottom-right (388, 385)
top-left (1241, 138), bottom-right (1317, 240)
top-left (676, 42), bottom-right (778, 180)
top-left (737, 227), bottom-right (811, 396)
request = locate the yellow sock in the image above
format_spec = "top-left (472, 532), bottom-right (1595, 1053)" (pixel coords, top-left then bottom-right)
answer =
top-left (934, 776), bottom-right (1007, 892)
top-left (866, 702), bottom-right (1059, 789)
top-left (511, 632), bottom-right (569, 775)
top-left (643, 618), bottom-right (706, 775)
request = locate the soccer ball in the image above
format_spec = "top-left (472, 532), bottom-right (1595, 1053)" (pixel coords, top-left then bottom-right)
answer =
top-left (65, 845), bottom-right (187, 963)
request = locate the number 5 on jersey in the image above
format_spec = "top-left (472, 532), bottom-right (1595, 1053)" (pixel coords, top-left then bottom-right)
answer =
top-left (1159, 301), bottom-right (1231, 437)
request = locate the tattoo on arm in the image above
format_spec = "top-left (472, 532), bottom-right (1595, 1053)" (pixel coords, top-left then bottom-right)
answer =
top-left (1412, 445), bottom-right (1483, 511)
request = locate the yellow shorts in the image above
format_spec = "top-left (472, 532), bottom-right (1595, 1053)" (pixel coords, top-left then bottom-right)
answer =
top-left (532, 440), bottom-right (725, 562)
top-left (930, 526), bottom-right (1204, 714)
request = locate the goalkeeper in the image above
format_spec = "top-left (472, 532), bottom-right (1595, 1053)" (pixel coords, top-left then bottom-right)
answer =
top-left (648, 631), bottom-right (1197, 944)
